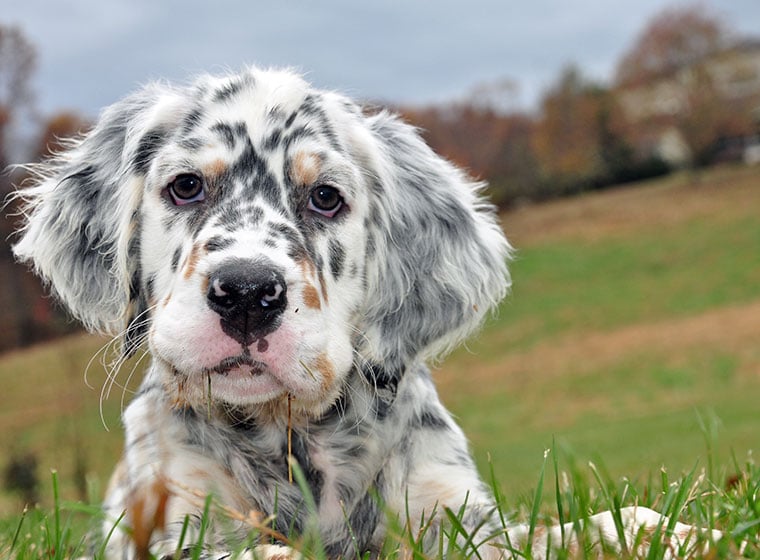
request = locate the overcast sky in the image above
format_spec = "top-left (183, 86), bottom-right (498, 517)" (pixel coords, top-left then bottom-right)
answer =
top-left (5, 0), bottom-right (760, 119)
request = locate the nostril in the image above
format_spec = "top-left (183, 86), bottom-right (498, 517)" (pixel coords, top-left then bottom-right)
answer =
top-left (260, 282), bottom-right (285, 308)
top-left (208, 277), bottom-right (239, 309)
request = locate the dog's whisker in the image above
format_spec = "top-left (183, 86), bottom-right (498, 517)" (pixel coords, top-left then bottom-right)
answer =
top-left (94, 304), bottom-right (157, 429)
top-left (298, 359), bottom-right (317, 382)
top-left (118, 346), bottom-right (151, 412)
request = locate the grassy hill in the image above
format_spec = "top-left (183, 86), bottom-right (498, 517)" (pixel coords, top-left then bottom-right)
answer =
top-left (439, 164), bottom-right (760, 500)
top-left (0, 164), bottom-right (758, 529)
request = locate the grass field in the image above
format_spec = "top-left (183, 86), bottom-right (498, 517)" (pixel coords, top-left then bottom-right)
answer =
top-left (438, 164), bottom-right (760, 500)
top-left (0, 164), bottom-right (758, 556)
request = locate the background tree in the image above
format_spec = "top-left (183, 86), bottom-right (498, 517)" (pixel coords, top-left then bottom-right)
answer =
top-left (0, 24), bottom-right (36, 168)
top-left (35, 111), bottom-right (89, 159)
top-left (402, 102), bottom-right (540, 207)
top-left (0, 25), bottom-right (39, 349)
top-left (531, 66), bottom-right (610, 195)
top-left (615, 4), bottom-right (729, 88)
top-left (614, 4), bottom-right (751, 167)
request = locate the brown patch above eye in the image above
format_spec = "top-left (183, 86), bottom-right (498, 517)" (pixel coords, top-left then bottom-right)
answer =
top-left (203, 158), bottom-right (227, 178)
top-left (289, 151), bottom-right (321, 186)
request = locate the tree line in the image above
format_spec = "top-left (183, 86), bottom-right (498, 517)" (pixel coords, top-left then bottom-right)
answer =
top-left (400, 5), bottom-right (759, 207)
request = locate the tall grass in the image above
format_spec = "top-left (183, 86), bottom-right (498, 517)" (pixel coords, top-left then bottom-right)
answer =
top-left (2, 443), bottom-right (757, 558)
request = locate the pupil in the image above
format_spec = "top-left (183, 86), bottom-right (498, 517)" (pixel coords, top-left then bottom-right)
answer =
top-left (317, 187), bottom-right (336, 207)
top-left (176, 176), bottom-right (199, 197)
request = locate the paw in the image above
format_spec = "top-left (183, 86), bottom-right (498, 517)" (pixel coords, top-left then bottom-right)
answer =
top-left (189, 544), bottom-right (299, 560)
top-left (243, 544), bottom-right (301, 560)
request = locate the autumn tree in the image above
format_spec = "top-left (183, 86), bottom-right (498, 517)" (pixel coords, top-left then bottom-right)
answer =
top-left (402, 103), bottom-right (540, 206)
top-left (531, 66), bottom-right (617, 194)
top-left (615, 4), bottom-right (729, 88)
top-left (0, 25), bottom-right (40, 349)
top-left (35, 111), bottom-right (89, 160)
top-left (614, 4), bottom-right (752, 166)
top-left (0, 27), bottom-right (82, 350)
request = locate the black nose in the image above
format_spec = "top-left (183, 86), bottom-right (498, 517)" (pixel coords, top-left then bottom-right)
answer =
top-left (206, 258), bottom-right (287, 345)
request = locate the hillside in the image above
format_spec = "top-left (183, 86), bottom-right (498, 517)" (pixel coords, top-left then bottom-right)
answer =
top-left (439, 164), bottom-right (760, 498)
top-left (1, 164), bottom-right (758, 515)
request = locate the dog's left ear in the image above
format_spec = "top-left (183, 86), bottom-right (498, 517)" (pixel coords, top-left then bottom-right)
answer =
top-left (13, 86), bottom-right (186, 345)
top-left (360, 112), bottom-right (512, 373)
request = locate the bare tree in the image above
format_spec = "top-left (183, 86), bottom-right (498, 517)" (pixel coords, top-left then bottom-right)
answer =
top-left (0, 25), bottom-right (40, 349)
top-left (0, 24), bottom-right (36, 168)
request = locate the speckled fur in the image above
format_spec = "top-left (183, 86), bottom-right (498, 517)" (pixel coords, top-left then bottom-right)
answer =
top-left (13, 68), bottom-right (720, 559)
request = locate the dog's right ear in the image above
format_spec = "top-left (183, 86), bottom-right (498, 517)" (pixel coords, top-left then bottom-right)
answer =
top-left (12, 85), bottom-right (186, 336)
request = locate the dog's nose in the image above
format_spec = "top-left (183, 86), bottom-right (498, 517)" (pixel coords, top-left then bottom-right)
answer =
top-left (206, 258), bottom-right (287, 345)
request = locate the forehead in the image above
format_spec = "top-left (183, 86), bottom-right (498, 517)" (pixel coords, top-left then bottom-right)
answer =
top-left (175, 71), bottom-right (343, 155)
top-left (141, 71), bottom-right (364, 231)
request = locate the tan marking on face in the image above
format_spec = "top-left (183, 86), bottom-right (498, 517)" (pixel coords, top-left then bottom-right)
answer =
top-left (290, 151), bottom-right (321, 186)
top-left (183, 244), bottom-right (204, 280)
top-left (297, 256), bottom-right (323, 308)
top-left (200, 275), bottom-right (209, 298)
top-left (297, 255), bottom-right (316, 278)
top-left (315, 352), bottom-right (336, 392)
top-left (204, 158), bottom-right (227, 178)
top-left (302, 283), bottom-right (321, 310)
top-left (318, 271), bottom-right (329, 304)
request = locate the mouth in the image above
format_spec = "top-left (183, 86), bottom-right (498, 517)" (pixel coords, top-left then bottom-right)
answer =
top-left (194, 352), bottom-right (287, 405)
top-left (204, 353), bottom-right (268, 377)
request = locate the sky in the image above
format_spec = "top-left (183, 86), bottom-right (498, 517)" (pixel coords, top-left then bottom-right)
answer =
top-left (5, 0), bottom-right (760, 119)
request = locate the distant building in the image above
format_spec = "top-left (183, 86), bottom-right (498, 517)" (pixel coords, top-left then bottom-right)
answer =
top-left (617, 40), bottom-right (760, 166)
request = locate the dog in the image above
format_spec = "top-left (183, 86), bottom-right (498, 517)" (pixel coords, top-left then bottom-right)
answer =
top-left (13, 67), bottom-right (722, 559)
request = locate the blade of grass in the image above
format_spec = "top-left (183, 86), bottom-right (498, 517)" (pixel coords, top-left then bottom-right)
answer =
top-left (97, 510), bottom-right (127, 559)
top-left (524, 449), bottom-right (549, 558)
top-left (9, 504), bottom-right (29, 553)
top-left (552, 439), bottom-right (566, 549)
top-left (588, 461), bottom-right (627, 555)
top-left (191, 493), bottom-right (214, 560)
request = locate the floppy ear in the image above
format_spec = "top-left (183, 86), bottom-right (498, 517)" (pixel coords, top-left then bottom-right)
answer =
top-left (13, 85), bottom-right (185, 341)
top-left (361, 112), bottom-right (512, 373)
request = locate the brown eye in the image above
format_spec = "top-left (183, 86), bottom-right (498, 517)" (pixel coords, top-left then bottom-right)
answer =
top-left (308, 185), bottom-right (343, 217)
top-left (168, 174), bottom-right (205, 205)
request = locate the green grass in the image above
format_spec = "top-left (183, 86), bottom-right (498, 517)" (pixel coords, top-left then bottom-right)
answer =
top-left (436, 165), bottom-right (760, 497)
top-left (1, 164), bottom-right (759, 557)
top-left (468, 213), bottom-right (760, 356)
top-left (2, 444), bottom-right (758, 558)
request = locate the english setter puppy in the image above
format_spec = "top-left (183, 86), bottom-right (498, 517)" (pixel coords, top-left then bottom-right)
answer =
top-left (14, 67), bottom-right (720, 559)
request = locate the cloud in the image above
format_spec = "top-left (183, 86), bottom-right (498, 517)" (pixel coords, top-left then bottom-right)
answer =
top-left (5, 0), bottom-right (760, 116)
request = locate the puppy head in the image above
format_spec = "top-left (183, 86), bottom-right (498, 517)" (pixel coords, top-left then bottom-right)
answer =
top-left (14, 68), bottom-right (511, 415)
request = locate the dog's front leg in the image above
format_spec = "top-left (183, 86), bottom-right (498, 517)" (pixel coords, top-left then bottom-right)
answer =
top-left (101, 384), bottom-right (247, 559)
top-left (506, 505), bottom-right (723, 559)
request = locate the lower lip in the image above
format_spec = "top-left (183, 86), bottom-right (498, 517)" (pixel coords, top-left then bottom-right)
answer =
top-left (207, 365), bottom-right (286, 401)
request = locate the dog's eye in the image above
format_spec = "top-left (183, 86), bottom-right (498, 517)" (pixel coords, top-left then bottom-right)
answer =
top-left (168, 174), bottom-right (205, 205)
top-left (308, 185), bottom-right (344, 218)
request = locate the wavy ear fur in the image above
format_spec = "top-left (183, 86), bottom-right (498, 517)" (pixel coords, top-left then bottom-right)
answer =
top-left (13, 85), bottom-right (186, 337)
top-left (361, 112), bottom-right (512, 371)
